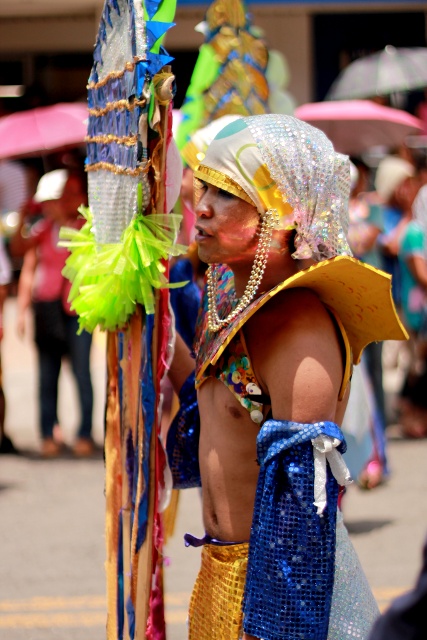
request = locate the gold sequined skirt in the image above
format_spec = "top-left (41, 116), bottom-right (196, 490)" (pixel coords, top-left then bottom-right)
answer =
top-left (188, 542), bottom-right (249, 640)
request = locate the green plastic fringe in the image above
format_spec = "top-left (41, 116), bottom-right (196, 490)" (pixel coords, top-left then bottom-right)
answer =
top-left (59, 206), bottom-right (187, 333)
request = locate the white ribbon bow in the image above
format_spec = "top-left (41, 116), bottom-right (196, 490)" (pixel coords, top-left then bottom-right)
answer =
top-left (311, 434), bottom-right (352, 515)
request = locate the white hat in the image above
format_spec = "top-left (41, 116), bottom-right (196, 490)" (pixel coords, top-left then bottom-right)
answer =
top-left (33, 169), bottom-right (68, 203)
top-left (375, 156), bottom-right (415, 202)
top-left (181, 115), bottom-right (241, 169)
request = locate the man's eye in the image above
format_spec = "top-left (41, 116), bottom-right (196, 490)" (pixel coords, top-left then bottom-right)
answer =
top-left (218, 188), bottom-right (234, 199)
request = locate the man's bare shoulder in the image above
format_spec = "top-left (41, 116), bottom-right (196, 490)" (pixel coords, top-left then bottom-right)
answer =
top-left (251, 287), bottom-right (334, 338)
top-left (246, 287), bottom-right (344, 422)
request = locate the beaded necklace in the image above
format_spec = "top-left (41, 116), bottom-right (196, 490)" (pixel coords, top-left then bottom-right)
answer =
top-left (207, 208), bottom-right (280, 332)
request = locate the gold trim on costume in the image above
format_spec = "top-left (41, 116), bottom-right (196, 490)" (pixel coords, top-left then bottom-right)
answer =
top-left (194, 165), bottom-right (255, 206)
top-left (326, 307), bottom-right (353, 401)
top-left (85, 162), bottom-right (149, 176)
top-left (87, 62), bottom-right (136, 89)
top-left (88, 98), bottom-right (147, 117)
top-left (85, 134), bottom-right (138, 146)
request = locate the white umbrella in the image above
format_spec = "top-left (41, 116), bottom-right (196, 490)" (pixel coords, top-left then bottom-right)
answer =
top-left (327, 46), bottom-right (427, 100)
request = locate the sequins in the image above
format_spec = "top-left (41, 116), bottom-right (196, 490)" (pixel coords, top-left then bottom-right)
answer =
top-left (243, 419), bottom-right (342, 638)
top-left (89, 170), bottom-right (145, 244)
top-left (250, 409), bottom-right (263, 424)
top-left (196, 308), bottom-right (268, 423)
top-left (189, 543), bottom-right (249, 640)
top-left (245, 114), bottom-right (352, 261)
top-left (328, 511), bottom-right (379, 639)
top-left (85, 0), bottom-right (153, 244)
top-left (166, 372), bottom-right (201, 489)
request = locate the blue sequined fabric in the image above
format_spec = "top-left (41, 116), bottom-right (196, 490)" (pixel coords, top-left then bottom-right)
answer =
top-left (243, 420), bottom-right (345, 640)
top-left (166, 371), bottom-right (201, 489)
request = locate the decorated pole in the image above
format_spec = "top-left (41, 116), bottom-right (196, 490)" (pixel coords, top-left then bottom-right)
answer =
top-left (60, 1), bottom-right (184, 638)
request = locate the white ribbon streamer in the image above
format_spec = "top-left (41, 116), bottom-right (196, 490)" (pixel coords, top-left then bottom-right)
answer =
top-left (311, 435), bottom-right (352, 515)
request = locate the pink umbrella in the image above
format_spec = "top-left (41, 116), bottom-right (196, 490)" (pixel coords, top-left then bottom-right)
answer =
top-left (294, 100), bottom-right (423, 156)
top-left (0, 102), bottom-right (88, 160)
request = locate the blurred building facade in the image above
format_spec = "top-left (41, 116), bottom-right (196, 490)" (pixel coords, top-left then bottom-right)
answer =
top-left (0, 0), bottom-right (426, 111)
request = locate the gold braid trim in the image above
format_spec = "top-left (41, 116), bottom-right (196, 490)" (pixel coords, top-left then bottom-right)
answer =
top-left (87, 62), bottom-right (136, 89)
top-left (88, 98), bottom-right (146, 116)
top-left (86, 162), bottom-right (150, 176)
top-left (85, 134), bottom-right (138, 146)
top-left (194, 165), bottom-right (255, 206)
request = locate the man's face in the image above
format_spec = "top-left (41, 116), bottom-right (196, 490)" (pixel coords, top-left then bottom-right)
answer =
top-left (194, 181), bottom-right (260, 266)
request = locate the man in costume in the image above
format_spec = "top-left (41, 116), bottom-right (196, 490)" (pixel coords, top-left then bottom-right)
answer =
top-left (167, 113), bottom-right (407, 640)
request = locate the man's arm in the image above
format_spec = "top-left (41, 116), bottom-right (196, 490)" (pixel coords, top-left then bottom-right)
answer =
top-left (16, 248), bottom-right (37, 339)
top-left (254, 288), bottom-right (345, 423)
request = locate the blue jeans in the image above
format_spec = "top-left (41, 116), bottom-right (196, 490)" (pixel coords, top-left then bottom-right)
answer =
top-left (38, 314), bottom-right (93, 440)
top-left (364, 341), bottom-right (386, 429)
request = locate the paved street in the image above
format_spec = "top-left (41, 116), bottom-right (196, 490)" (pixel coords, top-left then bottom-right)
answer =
top-left (1, 296), bottom-right (427, 639)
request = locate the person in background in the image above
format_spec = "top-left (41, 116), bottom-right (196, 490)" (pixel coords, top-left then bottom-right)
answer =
top-left (0, 233), bottom-right (15, 454)
top-left (0, 159), bottom-right (26, 454)
top-left (398, 184), bottom-right (427, 438)
top-left (375, 155), bottom-right (419, 308)
top-left (12, 169), bottom-right (94, 458)
top-left (347, 159), bottom-right (387, 488)
top-left (348, 159), bottom-right (384, 269)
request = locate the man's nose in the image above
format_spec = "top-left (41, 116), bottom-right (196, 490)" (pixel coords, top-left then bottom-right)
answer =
top-left (195, 192), bottom-right (213, 218)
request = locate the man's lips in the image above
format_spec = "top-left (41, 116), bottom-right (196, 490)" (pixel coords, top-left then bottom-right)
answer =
top-left (195, 226), bottom-right (212, 240)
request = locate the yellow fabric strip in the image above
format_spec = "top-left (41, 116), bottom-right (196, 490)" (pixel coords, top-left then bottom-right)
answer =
top-left (189, 543), bottom-right (249, 640)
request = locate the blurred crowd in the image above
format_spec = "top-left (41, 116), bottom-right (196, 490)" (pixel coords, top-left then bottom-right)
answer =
top-left (0, 152), bottom-right (95, 458)
top-left (344, 145), bottom-right (427, 490)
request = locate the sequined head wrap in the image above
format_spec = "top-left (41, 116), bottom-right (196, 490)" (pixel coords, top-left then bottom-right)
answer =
top-left (195, 114), bottom-right (352, 261)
